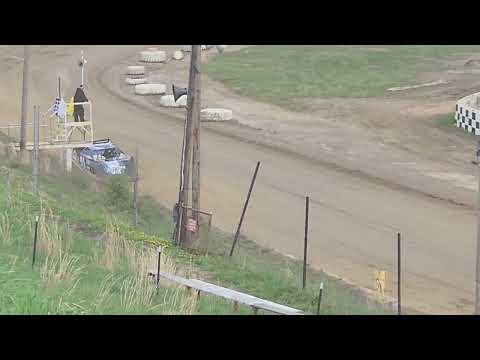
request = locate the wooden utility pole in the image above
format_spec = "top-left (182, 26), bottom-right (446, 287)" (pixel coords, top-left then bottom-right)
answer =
top-left (179, 45), bottom-right (201, 248)
top-left (19, 45), bottom-right (30, 153)
top-left (191, 45), bottom-right (202, 243)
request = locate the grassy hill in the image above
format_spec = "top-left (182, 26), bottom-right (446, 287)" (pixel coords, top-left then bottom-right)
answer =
top-left (0, 151), bottom-right (390, 315)
top-left (204, 45), bottom-right (480, 109)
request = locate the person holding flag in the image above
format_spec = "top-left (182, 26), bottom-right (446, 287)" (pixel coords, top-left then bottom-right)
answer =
top-left (73, 85), bottom-right (88, 122)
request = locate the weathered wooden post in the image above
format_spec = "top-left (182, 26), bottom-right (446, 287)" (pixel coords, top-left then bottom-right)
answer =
top-left (303, 196), bottom-right (309, 289)
top-left (32, 216), bottom-right (39, 269)
top-left (229, 161), bottom-right (261, 257)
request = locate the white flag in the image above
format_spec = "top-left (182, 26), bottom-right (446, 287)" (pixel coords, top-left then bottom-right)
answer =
top-left (57, 98), bottom-right (67, 118)
top-left (52, 97), bottom-right (60, 114)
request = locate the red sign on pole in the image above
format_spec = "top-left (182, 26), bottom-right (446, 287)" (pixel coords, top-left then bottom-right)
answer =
top-left (186, 218), bottom-right (198, 233)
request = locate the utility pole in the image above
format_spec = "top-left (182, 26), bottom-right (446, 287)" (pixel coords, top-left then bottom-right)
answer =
top-left (19, 45), bottom-right (30, 153)
top-left (191, 45), bottom-right (202, 244)
top-left (475, 139), bottom-right (480, 314)
top-left (179, 45), bottom-right (201, 248)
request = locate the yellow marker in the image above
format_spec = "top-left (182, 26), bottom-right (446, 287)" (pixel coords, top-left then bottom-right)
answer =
top-left (373, 269), bottom-right (386, 302)
top-left (66, 97), bottom-right (74, 117)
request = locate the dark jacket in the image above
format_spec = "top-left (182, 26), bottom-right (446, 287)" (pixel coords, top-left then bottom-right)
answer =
top-left (74, 87), bottom-right (88, 107)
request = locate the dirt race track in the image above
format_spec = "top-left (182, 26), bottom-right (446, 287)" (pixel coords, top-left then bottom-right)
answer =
top-left (1, 45), bottom-right (480, 314)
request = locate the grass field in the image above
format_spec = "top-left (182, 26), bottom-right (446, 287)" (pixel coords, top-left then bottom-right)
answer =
top-left (0, 154), bottom-right (389, 315)
top-left (204, 45), bottom-right (480, 108)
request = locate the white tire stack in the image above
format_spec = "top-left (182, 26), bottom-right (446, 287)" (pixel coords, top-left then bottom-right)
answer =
top-left (173, 50), bottom-right (184, 60)
top-left (134, 83), bottom-right (166, 95)
top-left (140, 50), bottom-right (167, 63)
top-left (127, 65), bottom-right (145, 76)
top-left (125, 77), bottom-right (147, 85)
top-left (159, 94), bottom-right (187, 108)
top-left (201, 108), bottom-right (233, 122)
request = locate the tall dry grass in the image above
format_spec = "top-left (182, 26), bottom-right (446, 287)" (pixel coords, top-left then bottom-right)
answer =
top-left (90, 219), bottom-right (200, 314)
top-left (0, 212), bottom-right (13, 246)
top-left (35, 205), bottom-right (84, 291)
top-left (40, 249), bottom-right (83, 290)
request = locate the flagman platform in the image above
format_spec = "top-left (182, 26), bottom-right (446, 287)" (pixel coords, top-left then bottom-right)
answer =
top-left (1, 101), bottom-right (94, 151)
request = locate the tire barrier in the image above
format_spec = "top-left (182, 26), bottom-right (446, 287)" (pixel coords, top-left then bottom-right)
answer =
top-left (140, 50), bottom-right (167, 63)
top-left (134, 83), bottom-right (167, 95)
top-left (200, 108), bottom-right (233, 122)
top-left (127, 65), bottom-right (145, 76)
top-left (173, 50), bottom-right (184, 60)
top-left (125, 77), bottom-right (147, 85)
top-left (159, 94), bottom-right (187, 108)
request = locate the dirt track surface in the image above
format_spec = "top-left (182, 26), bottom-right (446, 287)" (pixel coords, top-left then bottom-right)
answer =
top-left (1, 45), bottom-right (480, 314)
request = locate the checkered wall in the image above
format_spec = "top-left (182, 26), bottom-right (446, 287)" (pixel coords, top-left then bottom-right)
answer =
top-left (455, 103), bottom-right (480, 135)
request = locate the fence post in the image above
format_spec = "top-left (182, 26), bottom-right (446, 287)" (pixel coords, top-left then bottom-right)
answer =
top-left (133, 146), bottom-right (139, 227)
top-left (156, 246), bottom-right (162, 295)
top-left (303, 196), bottom-right (309, 289)
top-left (316, 282), bottom-right (324, 315)
top-left (32, 216), bottom-right (39, 269)
top-left (229, 161), bottom-right (261, 257)
top-left (33, 105), bottom-right (39, 196)
top-left (65, 148), bottom-right (72, 173)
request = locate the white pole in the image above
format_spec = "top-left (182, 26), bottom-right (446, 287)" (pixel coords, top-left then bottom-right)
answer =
top-left (80, 50), bottom-right (86, 87)
top-left (33, 105), bottom-right (39, 196)
top-left (20, 45), bottom-right (30, 152)
top-left (66, 148), bottom-right (72, 173)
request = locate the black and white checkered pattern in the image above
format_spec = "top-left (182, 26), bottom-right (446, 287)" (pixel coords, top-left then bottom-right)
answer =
top-left (52, 97), bottom-right (60, 115)
top-left (455, 103), bottom-right (480, 135)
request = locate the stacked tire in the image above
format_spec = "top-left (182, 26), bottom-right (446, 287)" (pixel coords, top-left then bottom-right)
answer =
top-left (134, 83), bottom-right (166, 95)
top-left (125, 66), bottom-right (146, 86)
top-left (159, 94), bottom-right (187, 107)
top-left (139, 49), bottom-right (167, 63)
top-left (201, 108), bottom-right (233, 122)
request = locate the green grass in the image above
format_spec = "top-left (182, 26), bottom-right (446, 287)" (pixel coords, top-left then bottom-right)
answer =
top-left (204, 45), bottom-right (480, 109)
top-left (0, 154), bottom-right (389, 315)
